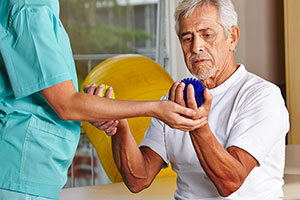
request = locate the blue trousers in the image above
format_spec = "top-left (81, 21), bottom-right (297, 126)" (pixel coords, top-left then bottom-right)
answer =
top-left (0, 189), bottom-right (56, 200)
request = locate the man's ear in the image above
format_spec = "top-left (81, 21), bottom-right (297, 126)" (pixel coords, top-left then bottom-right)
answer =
top-left (228, 26), bottom-right (240, 52)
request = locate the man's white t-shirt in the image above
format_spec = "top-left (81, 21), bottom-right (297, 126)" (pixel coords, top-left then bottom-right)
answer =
top-left (140, 65), bottom-right (289, 200)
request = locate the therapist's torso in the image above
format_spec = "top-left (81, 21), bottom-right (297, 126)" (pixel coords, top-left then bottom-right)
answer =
top-left (0, 0), bottom-right (80, 199)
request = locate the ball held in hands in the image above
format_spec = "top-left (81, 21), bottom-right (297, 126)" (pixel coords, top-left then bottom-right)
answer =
top-left (181, 78), bottom-right (205, 107)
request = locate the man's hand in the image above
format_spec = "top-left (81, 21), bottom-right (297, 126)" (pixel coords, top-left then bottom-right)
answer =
top-left (169, 81), bottom-right (257, 196)
top-left (83, 84), bottom-right (119, 136)
top-left (169, 81), bottom-right (186, 107)
top-left (169, 81), bottom-right (212, 128)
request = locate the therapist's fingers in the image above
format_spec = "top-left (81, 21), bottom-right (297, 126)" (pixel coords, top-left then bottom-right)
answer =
top-left (93, 120), bottom-right (119, 136)
top-left (104, 121), bottom-right (119, 136)
top-left (93, 120), bottom-right (113, 128)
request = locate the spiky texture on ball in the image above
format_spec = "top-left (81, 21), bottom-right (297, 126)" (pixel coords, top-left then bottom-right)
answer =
top-left (181, 78), bottom-right (205, 107)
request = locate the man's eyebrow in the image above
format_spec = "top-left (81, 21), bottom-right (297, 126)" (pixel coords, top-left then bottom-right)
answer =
top-left (198, 27), bottom-right (211, 32)
top-left (180, 32), bottom-right (191, 37)
top-left (180, 28), bottom-right (213, 37)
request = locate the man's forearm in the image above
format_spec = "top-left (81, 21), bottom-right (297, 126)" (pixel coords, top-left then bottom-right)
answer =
top-left (189, 124), bottom-right (253, 197)
top-left (111, 120), bottom-right (152, 193)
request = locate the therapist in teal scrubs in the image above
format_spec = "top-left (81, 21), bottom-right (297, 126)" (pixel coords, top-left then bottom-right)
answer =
top-left (0, 0), bottom-right (203, 199)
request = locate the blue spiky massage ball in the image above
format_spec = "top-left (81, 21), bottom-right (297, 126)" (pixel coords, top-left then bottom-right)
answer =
top-left (181, 78), bottom-right (205, 107)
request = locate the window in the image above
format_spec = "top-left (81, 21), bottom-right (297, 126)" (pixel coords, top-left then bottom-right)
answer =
top-left (59, 0), bottom-right (169, 187)
top-left (60, 0), bottom-right (169, 89)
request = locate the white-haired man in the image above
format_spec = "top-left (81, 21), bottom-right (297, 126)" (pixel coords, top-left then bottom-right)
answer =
top-left (93, 0), bottom-right (289, 199)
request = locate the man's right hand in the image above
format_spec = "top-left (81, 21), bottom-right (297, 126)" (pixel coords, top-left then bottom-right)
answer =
top-left (168, 81), bottom-right (212, 129)
top-left (83, 84), bottom-right (119, 136)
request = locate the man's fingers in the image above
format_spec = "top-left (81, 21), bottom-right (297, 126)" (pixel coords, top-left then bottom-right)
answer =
top-left (85, 84), bottom-right (97, 95)
top-left (186, 84), bottom-right (198, 110)
top-left (200, 88), bottom-right (213, 111)
top-left (105, 87), bottom-right (114, 98)
top-left (175, 82), bottom-right (186, 107)
top-left (95, 84), bottom-right (105, 97)
top-left (83, 84), bottom-right (89, 92)
top-left (203, 88), bottom-right (213, 107)
top-left (169, 81), bottom-right (180, 101)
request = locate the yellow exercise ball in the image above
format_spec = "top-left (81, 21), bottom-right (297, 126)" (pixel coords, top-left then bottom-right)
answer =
top-left (81, 54), bottom-right (177, 183)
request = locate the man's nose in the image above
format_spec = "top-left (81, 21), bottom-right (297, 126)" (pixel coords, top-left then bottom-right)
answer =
top-left (192, 35), bottom-right (204, 54)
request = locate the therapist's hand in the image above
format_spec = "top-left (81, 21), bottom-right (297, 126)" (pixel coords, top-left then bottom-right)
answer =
top-left (83, 84), bottom-right (119, 136)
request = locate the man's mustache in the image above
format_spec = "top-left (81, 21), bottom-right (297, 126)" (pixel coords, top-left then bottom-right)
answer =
top-left (189, 53), bottom-right (212, 63)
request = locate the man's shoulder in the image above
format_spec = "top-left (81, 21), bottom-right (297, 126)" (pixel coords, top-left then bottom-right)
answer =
top-left (243, 71), bottom-right (281, 96)
top-left (236, 70), bottom-right (285, 109)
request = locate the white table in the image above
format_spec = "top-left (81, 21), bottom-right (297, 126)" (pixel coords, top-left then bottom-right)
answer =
top-left (60, 145), bottom-right (300, 200)
top-left (60, 175), bottom-right (300, 200)
top-left (283, 174), bottom-right (300, 200)
top-left (283, 145), bottom-right (300, 199)
top-left (60, 177), bottom-right (176, 200)
top-left (285, 145), bottom-right (300, 174)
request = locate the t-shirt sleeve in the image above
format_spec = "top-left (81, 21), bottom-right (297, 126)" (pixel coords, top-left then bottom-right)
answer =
top-left (140, 95), bottom-right (170, 168)
top-left (225, 85), bottom-right (289, 164)
top-left (3, 5), bottom-right (73, 98)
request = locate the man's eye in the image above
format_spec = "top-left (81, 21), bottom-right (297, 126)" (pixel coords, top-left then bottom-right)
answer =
top-left (183, 37), bottom-right (192, 42)
top-left (203, 33), bottom-right (214, 39)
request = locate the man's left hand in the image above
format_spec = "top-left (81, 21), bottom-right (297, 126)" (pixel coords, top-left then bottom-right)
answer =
top-left (83, 84), bottom-right (119, 136)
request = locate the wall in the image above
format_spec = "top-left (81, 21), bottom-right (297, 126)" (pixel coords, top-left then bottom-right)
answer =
top-left (284, 0), bottom-right (300, 144)
top-left (169, 0), bottom-right (285, 89)
top-left (234, 0), bottom-right (285, 88)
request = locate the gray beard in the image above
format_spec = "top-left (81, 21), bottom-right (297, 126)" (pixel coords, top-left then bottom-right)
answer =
top-left (192, 65), bottom-right (217, 81)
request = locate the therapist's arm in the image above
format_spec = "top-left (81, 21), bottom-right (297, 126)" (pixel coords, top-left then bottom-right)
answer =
top-left (41, 80), bottom-right (202, 131)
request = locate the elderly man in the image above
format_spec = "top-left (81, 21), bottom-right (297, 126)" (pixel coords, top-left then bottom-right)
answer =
top-left (94, 0), bottom-right (289, 199)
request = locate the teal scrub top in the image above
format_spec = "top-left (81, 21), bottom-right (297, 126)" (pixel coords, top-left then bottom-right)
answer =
top-left (0, 0), bottom-right (81, 199)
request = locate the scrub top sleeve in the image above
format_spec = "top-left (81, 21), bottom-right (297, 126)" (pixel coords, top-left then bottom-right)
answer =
top-left (5, 5), bottom-right (74, 99)
top-left (226, 86), bottom-right (289, 164)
